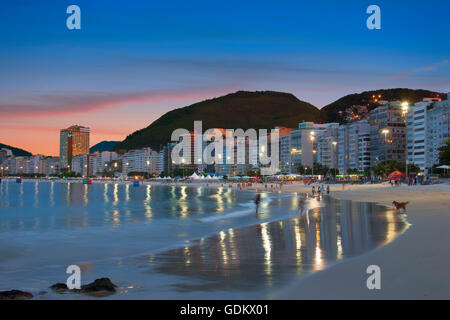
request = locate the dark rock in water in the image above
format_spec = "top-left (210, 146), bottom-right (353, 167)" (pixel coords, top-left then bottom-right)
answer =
top-left (50, 278), bottom-right (117, 297)
top-left (38, 291), bottom-right (48, 295)
top-left (81, 278), bottom-right (117, 296)
top-left (50, 283), bottom-right (69, 293)
top-left (0, 290), bottom-right (33, 300)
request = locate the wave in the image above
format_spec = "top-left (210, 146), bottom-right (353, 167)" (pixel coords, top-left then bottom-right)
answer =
top-left (198, 197), bottom-right (272, 223)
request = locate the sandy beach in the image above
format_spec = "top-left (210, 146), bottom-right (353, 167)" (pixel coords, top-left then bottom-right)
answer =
top-left (276, 182), bottom-right (450, 299)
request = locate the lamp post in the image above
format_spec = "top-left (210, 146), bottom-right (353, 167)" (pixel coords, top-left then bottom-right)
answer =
top-left (380, 129), bottom-right (390, 167)
top-left (381, 129), bottom-right (389, 143)
top-left (402, 102), bottom-right (409, 183)
top-left (181, 157), bottom-right (185, 178)
top-left (310, 132), bottom-right (315, 177)
top-left (290, 148), bottom-right (295, 174)
top-left (332, 141), bottom-right (337, 180)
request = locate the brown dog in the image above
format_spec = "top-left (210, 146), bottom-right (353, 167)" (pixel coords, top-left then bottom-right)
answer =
top-left (392, 201), bottom-right (409, 212)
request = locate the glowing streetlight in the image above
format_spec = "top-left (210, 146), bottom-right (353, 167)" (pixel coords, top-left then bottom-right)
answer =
top-left (310, 132), bottom-right (316, 176)
top-left (181, 158), bottom-right (185, 177)
top-left (381, 128), bottom-right (389, 142)
top-left (402, 101), bottom-right (409, 116)
top-left (332, 141), bottom-right (338, 177)
top-left (401, 101), bottom-right (410, 180)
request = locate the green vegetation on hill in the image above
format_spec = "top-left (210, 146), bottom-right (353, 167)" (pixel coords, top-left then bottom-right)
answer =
top-left (0, 143), bottom-right (32, 156)
top-left (116, 88), bottom-right (447, 152)
top-left (90, 141), bottom-right (120, 153)
top-left (116, 90), bottom-right (321, 151)
top-left (320, 88), bottom-right (445, 123)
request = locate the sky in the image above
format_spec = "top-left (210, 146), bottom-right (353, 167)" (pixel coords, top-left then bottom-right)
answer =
top-left (0, 0), bottom-right (449, 156)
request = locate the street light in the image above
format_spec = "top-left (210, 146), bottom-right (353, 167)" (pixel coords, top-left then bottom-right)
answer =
top-left (310, 132), bottom-right (315, 177)
top-left (402, 102), bottom-right (410, 181)
top-left (381, 129), bottom-right (389, 143)
top-left (332, 141), bottom-right (338, 179)
top-left (181, 157), bottom-right (185, 177)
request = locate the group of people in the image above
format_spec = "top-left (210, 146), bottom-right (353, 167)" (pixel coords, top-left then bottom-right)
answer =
top-left (312, 184), bottom-right (330, 196)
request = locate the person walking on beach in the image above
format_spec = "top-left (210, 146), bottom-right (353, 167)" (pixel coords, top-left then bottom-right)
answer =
top-left (254, 193), bottom-right (261, 214)
top-left (327, 185), bottom-right (330, 195)
top-left (312, 185), bottom-right (315, 196)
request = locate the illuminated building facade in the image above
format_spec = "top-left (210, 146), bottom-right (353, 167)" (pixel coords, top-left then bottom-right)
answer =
top-left (60, 125), bottom-right (90, 170)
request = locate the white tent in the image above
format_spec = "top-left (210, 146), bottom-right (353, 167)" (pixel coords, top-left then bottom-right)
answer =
top-left (189, 172), bottom-right (199, 180)
top-left (206, 175), bottom-right (213, 179)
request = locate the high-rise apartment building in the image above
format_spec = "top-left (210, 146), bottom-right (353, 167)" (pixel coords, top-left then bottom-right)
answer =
top-left (337, 120), bottom-right (370, 173)
top-left (369, 102), bottom-right (407, 166)
top-left (60, 125), bottom-right (90, 170)
top-left (407, 99), bottom-right (437, 170)
top-left (316, 123), bottom-right (339, 170)
top-left (426, 96), bottom-right (450, 168)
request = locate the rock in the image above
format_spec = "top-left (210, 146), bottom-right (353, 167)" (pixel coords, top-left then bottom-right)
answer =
top-left (0, 290), bottom-right (33, 300)
top-left (38, 291), bottom-right (48, 295)
top-left (81, 278), bottom-right (117, 296)
top-left (50, 283), bottom-right (69, 293)
top-left (50, 278), bottom-right (117, 297)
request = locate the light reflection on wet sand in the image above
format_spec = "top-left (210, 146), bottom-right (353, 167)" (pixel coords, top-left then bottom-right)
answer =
top-left (141, 196), bottom-right (409, 297)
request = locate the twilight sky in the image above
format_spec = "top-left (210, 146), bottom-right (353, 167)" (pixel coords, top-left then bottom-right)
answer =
top-left (1, 0), bottom-right (449, 156)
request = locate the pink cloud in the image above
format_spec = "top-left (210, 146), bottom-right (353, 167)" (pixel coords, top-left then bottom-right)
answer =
top-left (0, 87), bottom-right (236, 119)
top-left (388, 59), bottom-right (449, 80)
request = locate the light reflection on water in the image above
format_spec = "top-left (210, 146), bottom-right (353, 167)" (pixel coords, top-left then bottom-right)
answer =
top-left (0, 180), bottom-right (249, 231)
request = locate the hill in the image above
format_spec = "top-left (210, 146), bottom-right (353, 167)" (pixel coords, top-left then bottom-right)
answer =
top-left (90, 141), bottom-right (120, 153)
top-left (0, 143), bottom-right (32, 156)
top-left (321, 88), bottom-right (446, 123)
top-left (116, 91), bottom-right (321, 151)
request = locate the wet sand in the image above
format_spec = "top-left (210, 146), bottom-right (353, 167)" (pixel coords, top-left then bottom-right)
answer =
top-left (139, 196), bottom-right (407, 299)
top-left (278, 182), bottom-right (450, 299)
